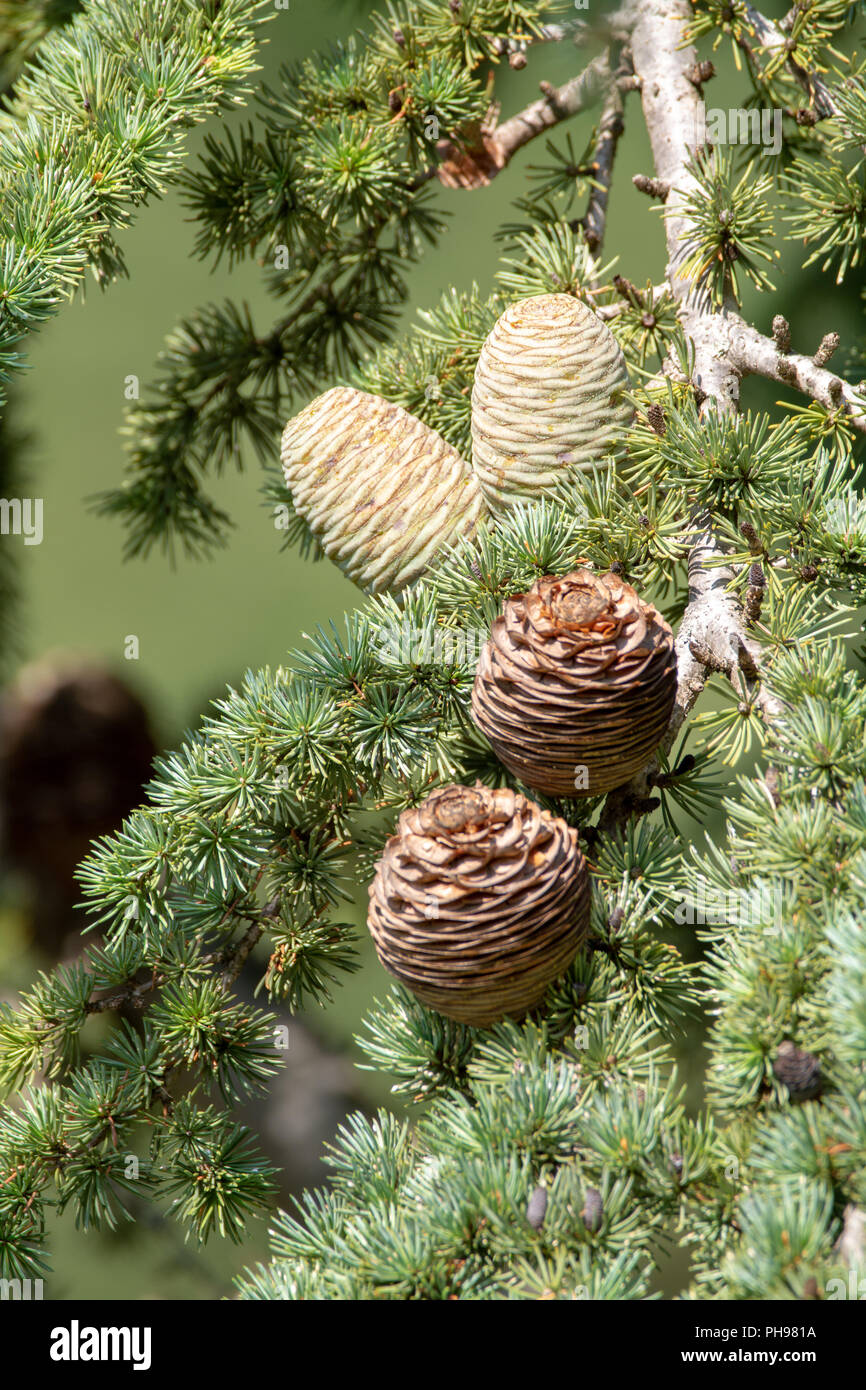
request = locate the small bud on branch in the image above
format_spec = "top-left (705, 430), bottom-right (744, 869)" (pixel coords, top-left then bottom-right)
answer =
top-left (685, 59), bottom-right (715, 88)
top-left (633, 173), bottom-right (670, 199)
top-left (772, 315), bottom-right (792, 354)
top-left (813, 332), bottom-right (840, 368)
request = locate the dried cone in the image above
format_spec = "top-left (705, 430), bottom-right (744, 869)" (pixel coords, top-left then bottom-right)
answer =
top-left (280, 387), bottom-right (485, 594)
top-left (367, 783), bottom-right (590, 1026)
top-left (471, 570), bottom-right (677, 798)
top-left (471, 293), bottom-right (631, 512)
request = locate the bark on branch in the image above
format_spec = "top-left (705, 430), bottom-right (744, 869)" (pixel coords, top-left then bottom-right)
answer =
top-left (490, 50), bottom-right (613, 165)
top-left (599, 0), bottom-right (792, 827)
top-left (631, 0), bottom-right (742, 411)
top-left (727, 321), bottom-right (866, 430)
top-left (434, 51), bottom-right (613, 190)
top-left (578, 78), bottom-right (626, 253)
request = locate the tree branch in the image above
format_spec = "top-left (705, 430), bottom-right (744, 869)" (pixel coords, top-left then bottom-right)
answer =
top-left (489, 50), bottom-right (613, 165)
top-left (488, 24), bottom-right (572, 57)
top-left (727, 320), bottom-right (866, 432)
top-left (629, 0), bottom-right (743, 746)
top-left (740, 4), bottom-right (838, 120)
top-left (626, 1), bottom-right (866, 427)
top-left (432, 11), bottom-right (646, 193)
top-left (577, 76), bottom-right (626, 253)
top-left (433, 51), bottom-right (615, 191)
top-left (598, 0), bottom-right (787, 829)
top-left (594, 280), bottom-right (670, 320)
top-left (631, 0), bottom-right (741, 411)
top-left (221, 916), bottom-right (267, 988)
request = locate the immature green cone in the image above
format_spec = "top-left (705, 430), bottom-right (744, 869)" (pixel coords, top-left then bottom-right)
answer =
top-left (280, 387), bottom-right (486, 594)
top-left (471, 293), bottom-right (631, 512)
top-left (471, 570), bottom-right (677, 798)
top-left (367, 782), bottom-right (590, 1027)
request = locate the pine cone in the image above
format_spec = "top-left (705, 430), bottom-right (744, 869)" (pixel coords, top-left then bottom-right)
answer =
top-left (773, 1040), bottom-right (822, 1102)
top-left (367, 783), bottom-right (590, 1026)
top-left (280, 387), bottom-right (486, 594)
top-left (526, 1185), bottom-right (548, 1230)
top-left (471, 569), bottom-right (677, 798)
top-left (0, 656), bottom-right (156, 957)
top-left (581, 1187), bottom-right (603, 1233)
top-left (470, 294), bottom-right (631, 512)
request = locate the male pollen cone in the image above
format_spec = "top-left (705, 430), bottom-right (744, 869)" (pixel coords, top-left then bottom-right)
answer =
top-left (471, 570), bottom-right (677, 798)
top-left (367, 782), bottom-right (590, 1027)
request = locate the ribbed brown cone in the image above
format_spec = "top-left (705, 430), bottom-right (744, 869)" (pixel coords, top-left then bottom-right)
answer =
top-left (772, 1041), bottom-right (822, 1102)
top-left (280, 386), bottom-right (486, 594)
top-left (367, 783), bottom-right (590, 1027)
top-left (471, 570), bottom-right (677, 798)
top-left (0, 655), bottom-right (157, 958)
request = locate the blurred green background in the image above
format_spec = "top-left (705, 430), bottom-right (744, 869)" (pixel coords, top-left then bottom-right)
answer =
top-left (1, 0), bottom-right (863, 1298)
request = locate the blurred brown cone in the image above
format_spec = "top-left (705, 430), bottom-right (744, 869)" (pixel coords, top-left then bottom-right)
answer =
top-left (471, 570), bottom-right (677, 798)
top-left (367, 782), bottom-right (590, 1027)
top-left (772, 1040), bottom-right (822, 1102)
top-left (0, 655), bottom-right (156, 957)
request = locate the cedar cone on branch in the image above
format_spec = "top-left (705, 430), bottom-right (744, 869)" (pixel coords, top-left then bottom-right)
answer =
top-left (471, 570), bottom-right (677, 798)
top-left (773, 1040), bottom-right (823, 1102)
top-left (0, 657), bottom-right (156, 957)
top-left (367, 783), bottom-right (590, 1026)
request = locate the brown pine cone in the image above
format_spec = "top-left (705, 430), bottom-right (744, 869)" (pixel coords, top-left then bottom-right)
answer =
top-left (773, 1041), bottom-right (822, 1102)
top-left (367, 783), bottom-right (590, 1027)
top-left (471, 569), bottom-right (677, 798)
top-left (0, 656), bottom-right (156, 958)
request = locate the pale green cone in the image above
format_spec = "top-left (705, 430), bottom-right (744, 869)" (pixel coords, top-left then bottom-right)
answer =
top-left (471, 293), bottom-right (631, 512)
top-left (280, 386), bottom-right (487, 594)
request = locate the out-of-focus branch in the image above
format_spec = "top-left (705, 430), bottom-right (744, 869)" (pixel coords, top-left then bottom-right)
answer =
top-left (740, 3), bottom-right (838, 119)
top-left (578, 77), bottom-right (626, 253)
